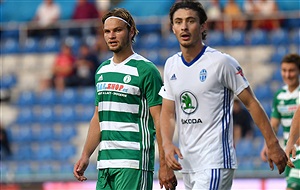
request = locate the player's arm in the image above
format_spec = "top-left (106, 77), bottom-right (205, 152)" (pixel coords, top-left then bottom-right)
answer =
top-left (73, 106), bottom-right (101, 181)
top-left (160, 98), bottom-right (182, 171)
top-left (285, 106), bottom-right (300, 168)
top-left (237, 86), bottom-right (287, 174)
top-left (150, 105), bottom-right (177, 190)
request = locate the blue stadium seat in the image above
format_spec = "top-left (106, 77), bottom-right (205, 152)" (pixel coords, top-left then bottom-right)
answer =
top-left (269, 29), bottom-right (289, 46)
top-left (235, 139), bottom-right (253, 157)
top-left (55, 143), bottom-right (76, 160)
top-left (247, 29), bottom-right (268, 45)
top-left (251, 137), bottom-right (264, 156)
top-left (62, 36), bottom-right (81, 52)
top-left (270, 46), bottom-right (290, 64)
top-left (15, 109), bottom-right (35, 124)
top-left (254, 84), bottom-right (273, 101)
top-left (37, 89), bottom-right (57, 105)
top-left (206, 30), bottom-right (225, 47)
top-left (1, 73), bottom-right (17, 89)
top-left (32, 125), bottom-right (55, 142)
top-left (260, 99), bottom-right (273, 118)
top-left (33, 143), bottom-right (54, 161)
top-left (139, 33), bottom-right (161, 50)
top-left (77, 87), bottom-right (95, 105)
top-left (57, 162), bottom-right (74, 174)
top-left (16, 90), bottom-right (36, 106)
top-left (1, 38), bottom-right (19, 54)
top-left (12, 144), bottom-right (33, 161)
top-left (271, 68), bottom-right (282, 81)
top-left (37, 164), bottom-right (55, 175)
top-left (238, 158), bottom-right (255, 170)
top-left (37, 107), bottom-right (56, 123)
top-left (82, 35), bottom-right (96, 48)
top-left (226, 30), bottom-right (246, 46)
top-left (20, 37), bottom-right (39, 53)
top-left (290, 28), bottom-right (300, 45)
top-left (56, 88), bottom-right (78, 105)
top-left (56, 106), bottom-right (77, 123)
top-left (77, 106), bottom-right (94, 122)
top-left (163, 34), bottom-right (179, 49)
top-left (143, 50), bottom-right (163, 66)
top-left (7, 125), bottom-right (33, 142)
top-left (15, 163), bottom-right (33, 175)
top-left (39, 36), bottom-right (60, 53)
top-left (55, 124), bottom-right (77, 141)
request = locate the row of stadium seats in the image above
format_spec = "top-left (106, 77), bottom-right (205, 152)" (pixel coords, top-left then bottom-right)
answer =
top-left (9, 142), bottom-right (76, 161)
top-left (16, 88), bottom-right (95, 106)
top-left (1, 28), bottom-right (299, 55)
top-left (7, 124), bottom-right (77, 143)
top-left (15, 106), bottom-right (94, 124)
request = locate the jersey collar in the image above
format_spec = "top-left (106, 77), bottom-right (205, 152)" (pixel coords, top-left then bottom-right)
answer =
top-left (181, 45), bottom-right (207, 67)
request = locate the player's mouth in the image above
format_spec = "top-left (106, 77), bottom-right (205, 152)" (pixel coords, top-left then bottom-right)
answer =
top-left (108, 41), bottom-right (118, 46)
top-left (180, 33), bottom-right (190, 41)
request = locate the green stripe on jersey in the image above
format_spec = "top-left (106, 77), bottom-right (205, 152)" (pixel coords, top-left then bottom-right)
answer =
top-left (98, 149), bottom-right (140, 160)
top-left (100, 111), bottom-right (139, 122)
top-left (101, 131), bottom-right (140, 142)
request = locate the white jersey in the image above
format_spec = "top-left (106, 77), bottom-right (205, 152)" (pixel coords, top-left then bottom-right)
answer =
top-left (161, 45), bottom-right (249, 173)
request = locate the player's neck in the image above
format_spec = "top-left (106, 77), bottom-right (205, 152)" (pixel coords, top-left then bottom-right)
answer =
top-left (181, 43), bottom-right (204, 63)
top-left (113, 47), bottom-right (134, 64)
top-left (288, 82), bottom-right (299, 92)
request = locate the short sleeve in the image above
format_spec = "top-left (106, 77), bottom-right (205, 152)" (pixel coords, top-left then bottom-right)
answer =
top-left (141, 63), bottom-right (163, 107)
top-left (219, 55), bottom-right (249, 95)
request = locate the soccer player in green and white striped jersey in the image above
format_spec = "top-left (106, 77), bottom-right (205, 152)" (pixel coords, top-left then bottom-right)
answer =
top-left (261, 53), bottom-right (300, 190)
top-left (73, 8), bottom-right (177, 190)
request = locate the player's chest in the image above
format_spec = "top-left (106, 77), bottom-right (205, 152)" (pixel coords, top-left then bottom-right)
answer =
top-left (168, 65), bottom-right (220, 94)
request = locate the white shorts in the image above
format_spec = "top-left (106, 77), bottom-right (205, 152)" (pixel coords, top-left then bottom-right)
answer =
top-left (182, 168), bottom-right (235, 190)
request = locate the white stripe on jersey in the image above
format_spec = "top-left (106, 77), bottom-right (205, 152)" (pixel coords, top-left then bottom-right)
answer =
top-left (97, 159), bottom-right (139, 169)
top-left (98, 101), bottom-right (139, 113)
top-left (282, 118), bottom-right (292, 127)
top-left (97, 64), bottom-right (139, 76)
top-left (100, 121), bottom-right (139, 132)
top-left (100, 141), bottom-right (140, 150)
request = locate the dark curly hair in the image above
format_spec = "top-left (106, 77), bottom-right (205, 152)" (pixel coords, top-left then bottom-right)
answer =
top-left (169, 0), bottom-right (207, 40)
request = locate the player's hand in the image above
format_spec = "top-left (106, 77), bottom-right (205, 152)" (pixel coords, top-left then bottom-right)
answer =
top-left (158, 164), bottom-right (177, 190)
top-left (73, 157), bottom-right (89, 181)
top-left (267, 143), bottom-right (288, 174)
top-left (163, 143), bottom-right (183, 171)
top-left (260, 143), bottom-right (268, 162)
top-left (285, 142), bottom-right (296, 168)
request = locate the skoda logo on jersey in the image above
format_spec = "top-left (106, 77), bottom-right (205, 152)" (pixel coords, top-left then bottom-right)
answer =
top-left (123, 75), bottom-right (131, 83)
top-left (180, 91), bottom-right (198, 114)
top-left (199, 69), bottom-right (207, 82)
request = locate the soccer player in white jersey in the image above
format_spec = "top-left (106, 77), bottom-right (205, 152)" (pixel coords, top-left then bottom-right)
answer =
top-left (73, 8), bottom-right (177, 190)
top-left (159, 1), bottom-right (288, 189)
top-left (260, 53), bottom-right (300, 190)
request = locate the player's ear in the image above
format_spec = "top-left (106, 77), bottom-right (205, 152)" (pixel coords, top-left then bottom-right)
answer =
top-left (172, 25), bottom-right (175, 34)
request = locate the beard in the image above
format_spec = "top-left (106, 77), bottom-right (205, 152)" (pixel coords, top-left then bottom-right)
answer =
top-left (108, 34), bottom-right (131, 53)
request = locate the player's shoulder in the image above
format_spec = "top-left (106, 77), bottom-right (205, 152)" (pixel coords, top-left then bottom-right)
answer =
top-left (205, 46), bottom-right (236, 62)
top-left (129, 53), bottom-right (161, 74)
top-left (274, 85), bottom-right (288, 97)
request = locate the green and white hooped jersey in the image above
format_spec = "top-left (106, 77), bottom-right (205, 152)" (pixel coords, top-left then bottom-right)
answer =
top-left (94, 53), bottom-right (163, 171)
top-left (272, 85), bottom-right (300, 161)
top-left (160, 45), bottom-right (249, 173)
